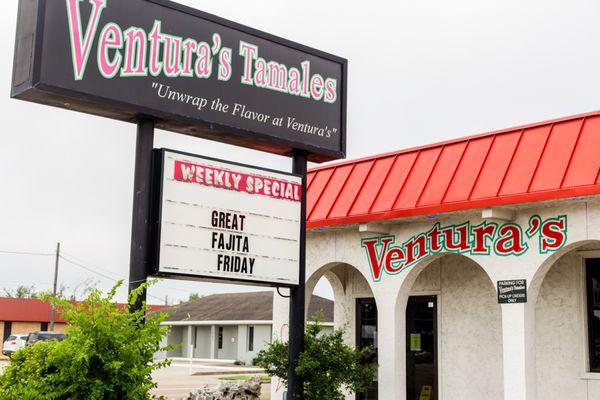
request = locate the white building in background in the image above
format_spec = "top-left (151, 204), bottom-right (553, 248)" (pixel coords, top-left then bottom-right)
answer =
top-left (159, 291), bottom-right (333, 365)
top-left (272, 110), bottom-right (600, 400)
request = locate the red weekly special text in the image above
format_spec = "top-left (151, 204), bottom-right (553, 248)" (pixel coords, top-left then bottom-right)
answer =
top-left (174, 160), bottom-right (301, 202)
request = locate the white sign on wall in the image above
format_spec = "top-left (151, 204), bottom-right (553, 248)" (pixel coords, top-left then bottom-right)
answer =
top-left (154, 150), bottom-right (301, 286)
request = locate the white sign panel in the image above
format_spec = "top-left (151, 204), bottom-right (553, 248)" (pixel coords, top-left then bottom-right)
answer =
top-left (156, 150), bottom-right (301, 286)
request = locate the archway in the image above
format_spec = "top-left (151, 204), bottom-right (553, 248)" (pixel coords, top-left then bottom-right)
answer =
top-left (395, 253), bottom-right (504, 400)
top-left (532, 240), bottom-right (600, 400)
top-left (306, 262), bottom-right (378, 400)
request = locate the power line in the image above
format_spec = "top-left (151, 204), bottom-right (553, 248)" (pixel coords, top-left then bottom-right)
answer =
top-left (0, 246), bottom-right (173, 304)
top-left (0, 249), bottom-right (54, 256)
top-left (59, 255), bottom-right (123, 283)
top-left (61, 250), bottom-right (186, 293)
top-left (60, 250), bottom-right (126, 280)
top-left (58, 255), bottom-right (165, 304)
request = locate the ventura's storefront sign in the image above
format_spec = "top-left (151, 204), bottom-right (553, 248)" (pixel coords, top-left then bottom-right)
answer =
top-left (12, 0), bottom-right (347, 162)
top-left (152, 150), bottom-right (301, 286)
top-left (361, 215), bottom-right (567, 282)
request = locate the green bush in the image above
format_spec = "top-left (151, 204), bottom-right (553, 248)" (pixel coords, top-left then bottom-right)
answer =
top-left (0, 281), bottom-right (172, 400)
top-left (255, 318), bottom-right (376, 400)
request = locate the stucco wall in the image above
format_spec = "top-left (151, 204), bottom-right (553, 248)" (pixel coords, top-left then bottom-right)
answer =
top-left (218, 325), bottom-right (238, 360)
top-left (11, 322), bottom-right (41, 334)
top-left (162, 323), bottom-right (273, 363)
top-left (166, 326), bottom-right (183, 357)
top-left (236, 324), bottom-right (272, 365)
top-left (194, 326), bottom-right (212, 358)
top-left (181, 326), bottom-right (192, 358)
top-left (419, 256), bottom-right (504, 400)
top-left (535, 251), bottom-right (589, 399)
top-left (271, 198), bottom-right (600, 400)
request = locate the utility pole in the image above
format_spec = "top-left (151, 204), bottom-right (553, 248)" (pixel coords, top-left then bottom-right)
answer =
top-left (50, 242), bottom-right (60, 331)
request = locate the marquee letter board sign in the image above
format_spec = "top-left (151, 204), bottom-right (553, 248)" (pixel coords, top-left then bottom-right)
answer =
top-left (12, 0), bottom-right (346, 162)
top-left (151, 150), bottom-right (301, 286)
top-left (497, 280), bottom-right (527, 304)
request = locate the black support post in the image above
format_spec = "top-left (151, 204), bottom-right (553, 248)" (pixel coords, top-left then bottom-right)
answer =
top-left (128, 117), bottom-right (155, 311)
top-left (287, 150), bottom-right (307, 400)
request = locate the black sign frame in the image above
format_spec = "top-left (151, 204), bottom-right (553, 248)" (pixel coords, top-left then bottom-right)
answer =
top-left (497, 279), bottom-right (527, 304)
top-left (147, 148), bottom-right (303, 288)
top-left (12, 0), bottom-right (347, 162)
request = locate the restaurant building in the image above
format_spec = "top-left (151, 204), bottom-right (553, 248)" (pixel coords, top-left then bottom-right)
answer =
top-left (0, 298), bottom-right (167, 355)
top-left (0, 297), bottom-right (68, 344)
top-left (272, 110), bottom-right (600, 400)
top-left (160, 291), bottom-right (333, 365)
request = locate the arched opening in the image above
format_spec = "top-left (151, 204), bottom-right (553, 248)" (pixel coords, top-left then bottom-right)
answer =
top-left (306, 262), bottom-right (378, 400)
top-left (396, 253), bottom-right (504, 400)
top-left (533, 240), bottom-right (600, 399)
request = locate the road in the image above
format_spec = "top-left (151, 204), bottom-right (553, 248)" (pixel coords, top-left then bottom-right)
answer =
top-left (0, 359), bottom-right (270, 399)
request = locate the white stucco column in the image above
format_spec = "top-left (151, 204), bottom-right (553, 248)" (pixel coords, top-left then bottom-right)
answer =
top-left (271, 290), bottom-right (290, 400)
top-left (500, 302), bottom-right (536, 400)
top-left (237, 325), bottom-right (247, 363)
top-left (185, 325), bottom-right (193, 359)
top-left (376, 296), bottom-right (405, 400)
top-left (209, 325), bottom-right (217, 359)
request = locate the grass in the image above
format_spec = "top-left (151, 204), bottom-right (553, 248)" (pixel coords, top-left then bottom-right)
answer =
top-left (218, 374), bottom-right (270, 383)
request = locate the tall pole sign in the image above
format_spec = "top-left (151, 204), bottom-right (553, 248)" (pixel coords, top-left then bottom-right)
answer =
top-left (12, 0), bottom-right (346, 162)
top-left (129, 118), bottom-right (155, 312)
top-left (288, 151), bottom-right (307, 399)
top-left (12, 1), bottom-right (347, 398)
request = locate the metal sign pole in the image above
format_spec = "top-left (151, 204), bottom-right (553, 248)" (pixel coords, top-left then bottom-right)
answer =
top-left (287, 150), bottom-right (307, 399)
top-left (128, 117), bottom-right (155, 312)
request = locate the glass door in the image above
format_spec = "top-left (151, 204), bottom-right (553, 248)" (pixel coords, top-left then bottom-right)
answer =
top-left (406, 295), bottom-right (437, 400)
top-left (356, 298), bottom-right (378, 400)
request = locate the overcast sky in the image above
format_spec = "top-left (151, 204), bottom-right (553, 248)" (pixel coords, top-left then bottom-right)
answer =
top-left (1, 0), bottom-right (600, 304)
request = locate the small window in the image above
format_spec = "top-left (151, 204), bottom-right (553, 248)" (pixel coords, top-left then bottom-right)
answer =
top-left (586, 258), bottom-right (600, 372)
top-left (3, 321), bottom-right (12, 342)
top-left (218, 327), bottom-right (223, 350)
top-left (248, 326), bottom-right (254, 352)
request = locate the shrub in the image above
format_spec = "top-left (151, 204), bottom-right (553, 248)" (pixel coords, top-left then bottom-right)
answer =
top-left (0, 281), bottom-right (172, 400)
top-left (255, 319), bottom-right (376, 400)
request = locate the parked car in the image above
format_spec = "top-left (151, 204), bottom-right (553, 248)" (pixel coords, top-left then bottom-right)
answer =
top-left (2, 334), bottom-right (28, 357)
top-left (26, 331), bottom-right (66, 346)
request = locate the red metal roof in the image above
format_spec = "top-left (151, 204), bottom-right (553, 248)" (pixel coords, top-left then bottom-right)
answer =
top-left (307, 110), bottom-right (600, 229)
top-left (0, 298), bottom-right (169, 323)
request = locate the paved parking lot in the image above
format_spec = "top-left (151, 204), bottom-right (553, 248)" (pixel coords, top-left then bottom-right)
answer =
top-left (152, 361), bottom-right (269, 399)
top-left (0, 359), bottom-right (270, 399)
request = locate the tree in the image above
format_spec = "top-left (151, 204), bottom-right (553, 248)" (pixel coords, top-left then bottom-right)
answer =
top-left (0, 281), bottom-right (172, 400)
top-left (255, 318), bottom-right (376, 400)
top-left (2, 279), bottom-right (97, 301)
top-left (2, 285), bottom-right (38, 298)
top-left (60, 278), bottom-right (98, 300)
top-left (179, 292), bottom-right (201, 303)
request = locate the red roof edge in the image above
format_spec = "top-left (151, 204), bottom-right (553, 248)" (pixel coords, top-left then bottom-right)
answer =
top-left (0, 297), bottom-right (169, 324)
top-left (310, 109), bottom-right (600, 172)
top-left (307, 109), bottom-right (600, 229)
top-left (307, 185), bottom-right (596, 229)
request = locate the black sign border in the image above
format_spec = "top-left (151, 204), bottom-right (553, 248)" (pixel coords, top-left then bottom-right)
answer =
top-left (12, 0), bottom-right (347, 163)
top-left (497, 279), bottom-right (528, 304)
top-left (148, 148), bottom-right (302, 288)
